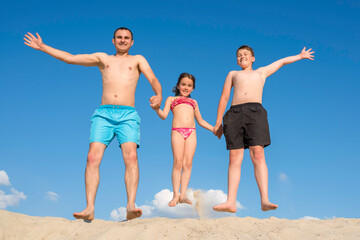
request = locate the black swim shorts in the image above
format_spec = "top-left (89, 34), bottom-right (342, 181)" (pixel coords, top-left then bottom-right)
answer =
top-left (223, 102), bottom-right (271, 150)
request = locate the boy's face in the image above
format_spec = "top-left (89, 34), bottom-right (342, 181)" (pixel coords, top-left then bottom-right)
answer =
top-left (237, 49), bottom-right (255, 68)
top-left (112, 30), bottom-right (134, 52)
top-left (177, 77), bottom-right (194, 97)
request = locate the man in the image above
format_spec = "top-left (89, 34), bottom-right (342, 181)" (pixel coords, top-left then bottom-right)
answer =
top-left (24, 27), bottom-right (162, 220)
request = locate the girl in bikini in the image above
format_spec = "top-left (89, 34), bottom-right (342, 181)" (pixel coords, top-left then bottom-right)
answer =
top-left (154, 73), bottom-right (214, 207)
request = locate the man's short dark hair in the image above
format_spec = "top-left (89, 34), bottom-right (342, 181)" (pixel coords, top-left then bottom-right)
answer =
top-left (113, 27), bottom-right (133, 40)
top-left (236, 45), bottom-right (254, 56)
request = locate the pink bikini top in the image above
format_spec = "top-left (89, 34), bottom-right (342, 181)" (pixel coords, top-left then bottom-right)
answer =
top-left (170, 97), bottom-right (196, 111)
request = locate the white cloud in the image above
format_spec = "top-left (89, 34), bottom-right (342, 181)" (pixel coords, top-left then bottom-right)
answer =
top-left (110, 189), bottom-right (244, 221)
top-left (0, 170), bottom-right (11, 186)
top-left (279, 173), bottom-right (288, 181)
top-left (300, 216), bottom-right (320, 220)
top-left (110, 207), bottom-right (127, 221)
top-left (45, 191), bottom-right (59, 202)
top-left (0, 188), bottom-right (27, 209)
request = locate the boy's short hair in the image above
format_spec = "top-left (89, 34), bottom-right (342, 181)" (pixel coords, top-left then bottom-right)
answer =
top-left (113, 27), bottom-right (133, 40)
top-left (236, 45), bottom-right (254, 56)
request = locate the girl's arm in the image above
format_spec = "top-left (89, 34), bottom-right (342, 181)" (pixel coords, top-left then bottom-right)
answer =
top-left (154, 97), bottom-right (173, 120)
top-left (194, 100), bottom-right (214, 132)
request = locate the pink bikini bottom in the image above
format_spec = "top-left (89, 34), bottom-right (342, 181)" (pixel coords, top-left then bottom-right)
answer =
top-left (172, 127), bottom-right (196, 140)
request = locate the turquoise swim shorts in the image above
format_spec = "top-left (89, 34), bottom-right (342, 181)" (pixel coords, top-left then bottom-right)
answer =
top-left (89, 105), bottom-right (141, 148)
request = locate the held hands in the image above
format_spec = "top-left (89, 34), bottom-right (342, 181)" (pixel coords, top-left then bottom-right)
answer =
top-left (213, 123), bottom-right (223, 139)
top-left (149, 95), bottom-right (162, 110)
top-left (299, 47), bottom-right (315, 60)
top-left (24, 32), bottom-right (44, 50)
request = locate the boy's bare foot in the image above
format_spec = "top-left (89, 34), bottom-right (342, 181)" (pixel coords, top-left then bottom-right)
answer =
top-left (168, 196), bottom-right (179, 207)
top-left (73, 208), bottom-right (95, 221)
top-left (126, 207), bottom-right (142, 220)
top-left (213, 202), bottom-right (237, 213)
top-left (261, 202), bottom-right (278, 211)
top-left (179, 197), bottom-right (192, 205)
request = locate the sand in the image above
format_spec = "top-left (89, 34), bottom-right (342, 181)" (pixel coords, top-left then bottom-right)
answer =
top-left (0, 210), bottom-right (359, 240)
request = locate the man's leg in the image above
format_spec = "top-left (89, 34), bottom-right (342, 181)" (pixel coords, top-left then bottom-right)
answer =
top-left (73, 142), bottom-right (107, 220)
top-left (121, 142), bottom-right (142, 220)
top-left (213, 148), bottom-right (244, 213)
top-left (249, 145), bottom-right (278, 211)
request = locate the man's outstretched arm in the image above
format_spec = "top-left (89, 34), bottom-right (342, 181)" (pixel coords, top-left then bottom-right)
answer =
top-left (258, 47), bottom-right (315, 78)
top-left (24, 32), bottom-right (102, 67)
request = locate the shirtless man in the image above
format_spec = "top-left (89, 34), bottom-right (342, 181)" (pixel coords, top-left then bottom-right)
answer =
top-left (24, 27), bottom-right (162, 220)
top-left (213, 45), bottom-right (314, 213)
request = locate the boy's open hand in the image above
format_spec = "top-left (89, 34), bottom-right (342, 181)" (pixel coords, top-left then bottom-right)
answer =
top-left (24, 32), bottom-right (44, 50)
top-left (299, 47), bottom-right (315, 60)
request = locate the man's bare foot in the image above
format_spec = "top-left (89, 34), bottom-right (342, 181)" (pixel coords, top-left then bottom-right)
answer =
top-left (73, 208), bottom-right (94, 221)
top-left (179, 196), bottom-right (192, 205)
top-left (261, 202), bottom-right (278, 211)
top-left (126, 207), bottom-right (142, 220)
top-left (168, 196), bottom-right (179, 207)
top-left (213, 202), bottom-right (237, 213)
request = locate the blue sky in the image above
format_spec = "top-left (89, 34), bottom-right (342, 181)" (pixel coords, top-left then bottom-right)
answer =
top-left (1, 0), bottom-right (359, 220)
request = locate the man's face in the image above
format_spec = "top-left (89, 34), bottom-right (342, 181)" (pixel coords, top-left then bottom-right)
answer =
top-left (237, 49), bottom-right (255, 68)
top-left (112, 30), bottom-right (134, 52)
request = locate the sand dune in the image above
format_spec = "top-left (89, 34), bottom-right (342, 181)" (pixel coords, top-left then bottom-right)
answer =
top-left (0, 210), bottom-right (359, 240)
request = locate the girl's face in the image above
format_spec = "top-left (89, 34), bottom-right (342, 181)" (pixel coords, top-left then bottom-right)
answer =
top-left (177, 77), bottom-right (194, 97)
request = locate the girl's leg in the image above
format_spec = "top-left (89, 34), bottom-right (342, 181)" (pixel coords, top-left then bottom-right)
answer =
top-left (179, 131), bottom-right (197, 204)
top-left (169, 130), bottom-right (185, 207)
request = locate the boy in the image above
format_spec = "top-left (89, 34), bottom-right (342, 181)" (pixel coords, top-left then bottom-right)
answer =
top-left (213, 46), bottom-right (314, 212)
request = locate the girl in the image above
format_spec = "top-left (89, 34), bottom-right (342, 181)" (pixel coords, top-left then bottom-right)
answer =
top-left (154, 73), bottom-right (214, 207)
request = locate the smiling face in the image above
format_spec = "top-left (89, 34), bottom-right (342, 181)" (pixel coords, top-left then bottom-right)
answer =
top-left (237, 48), bottom-right (255, 69)
top-left (112, 29), bottom-right (134, 53)
top-left (177, 77), bottom-right (194, 97)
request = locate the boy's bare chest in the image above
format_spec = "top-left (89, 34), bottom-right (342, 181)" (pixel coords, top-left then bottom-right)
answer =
top-left (232, 71), bottom-right (263, 88)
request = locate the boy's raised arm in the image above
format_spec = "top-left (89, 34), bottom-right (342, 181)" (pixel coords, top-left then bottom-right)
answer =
top-left (24, 32), bottom-right (102, 67)
top-left (214, 71), bottom-right (234, 137)
top-left (138, 55), bottom-right (162, 109)
top-left (259, 47), bottom-right (314, 78)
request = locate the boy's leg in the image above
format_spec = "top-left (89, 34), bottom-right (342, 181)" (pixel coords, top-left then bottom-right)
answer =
top-left (179, 131), bottom-right (197, 205)
top-left (73, 142), bottom-right (107, 221)
top-left (169, 131), bottom-right (186, 207)
top-left (249, 145), bottom-right (278, 211)
top-left (121, 142), bottom-right (142, 220)
top-left (213, 148), bottom-right (244, 213)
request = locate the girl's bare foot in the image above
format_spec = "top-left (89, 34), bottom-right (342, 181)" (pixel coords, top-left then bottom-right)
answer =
top-left (168, 196), bottom-right (180, 207)
top-left (179, 196), bottom-right (192, 205)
